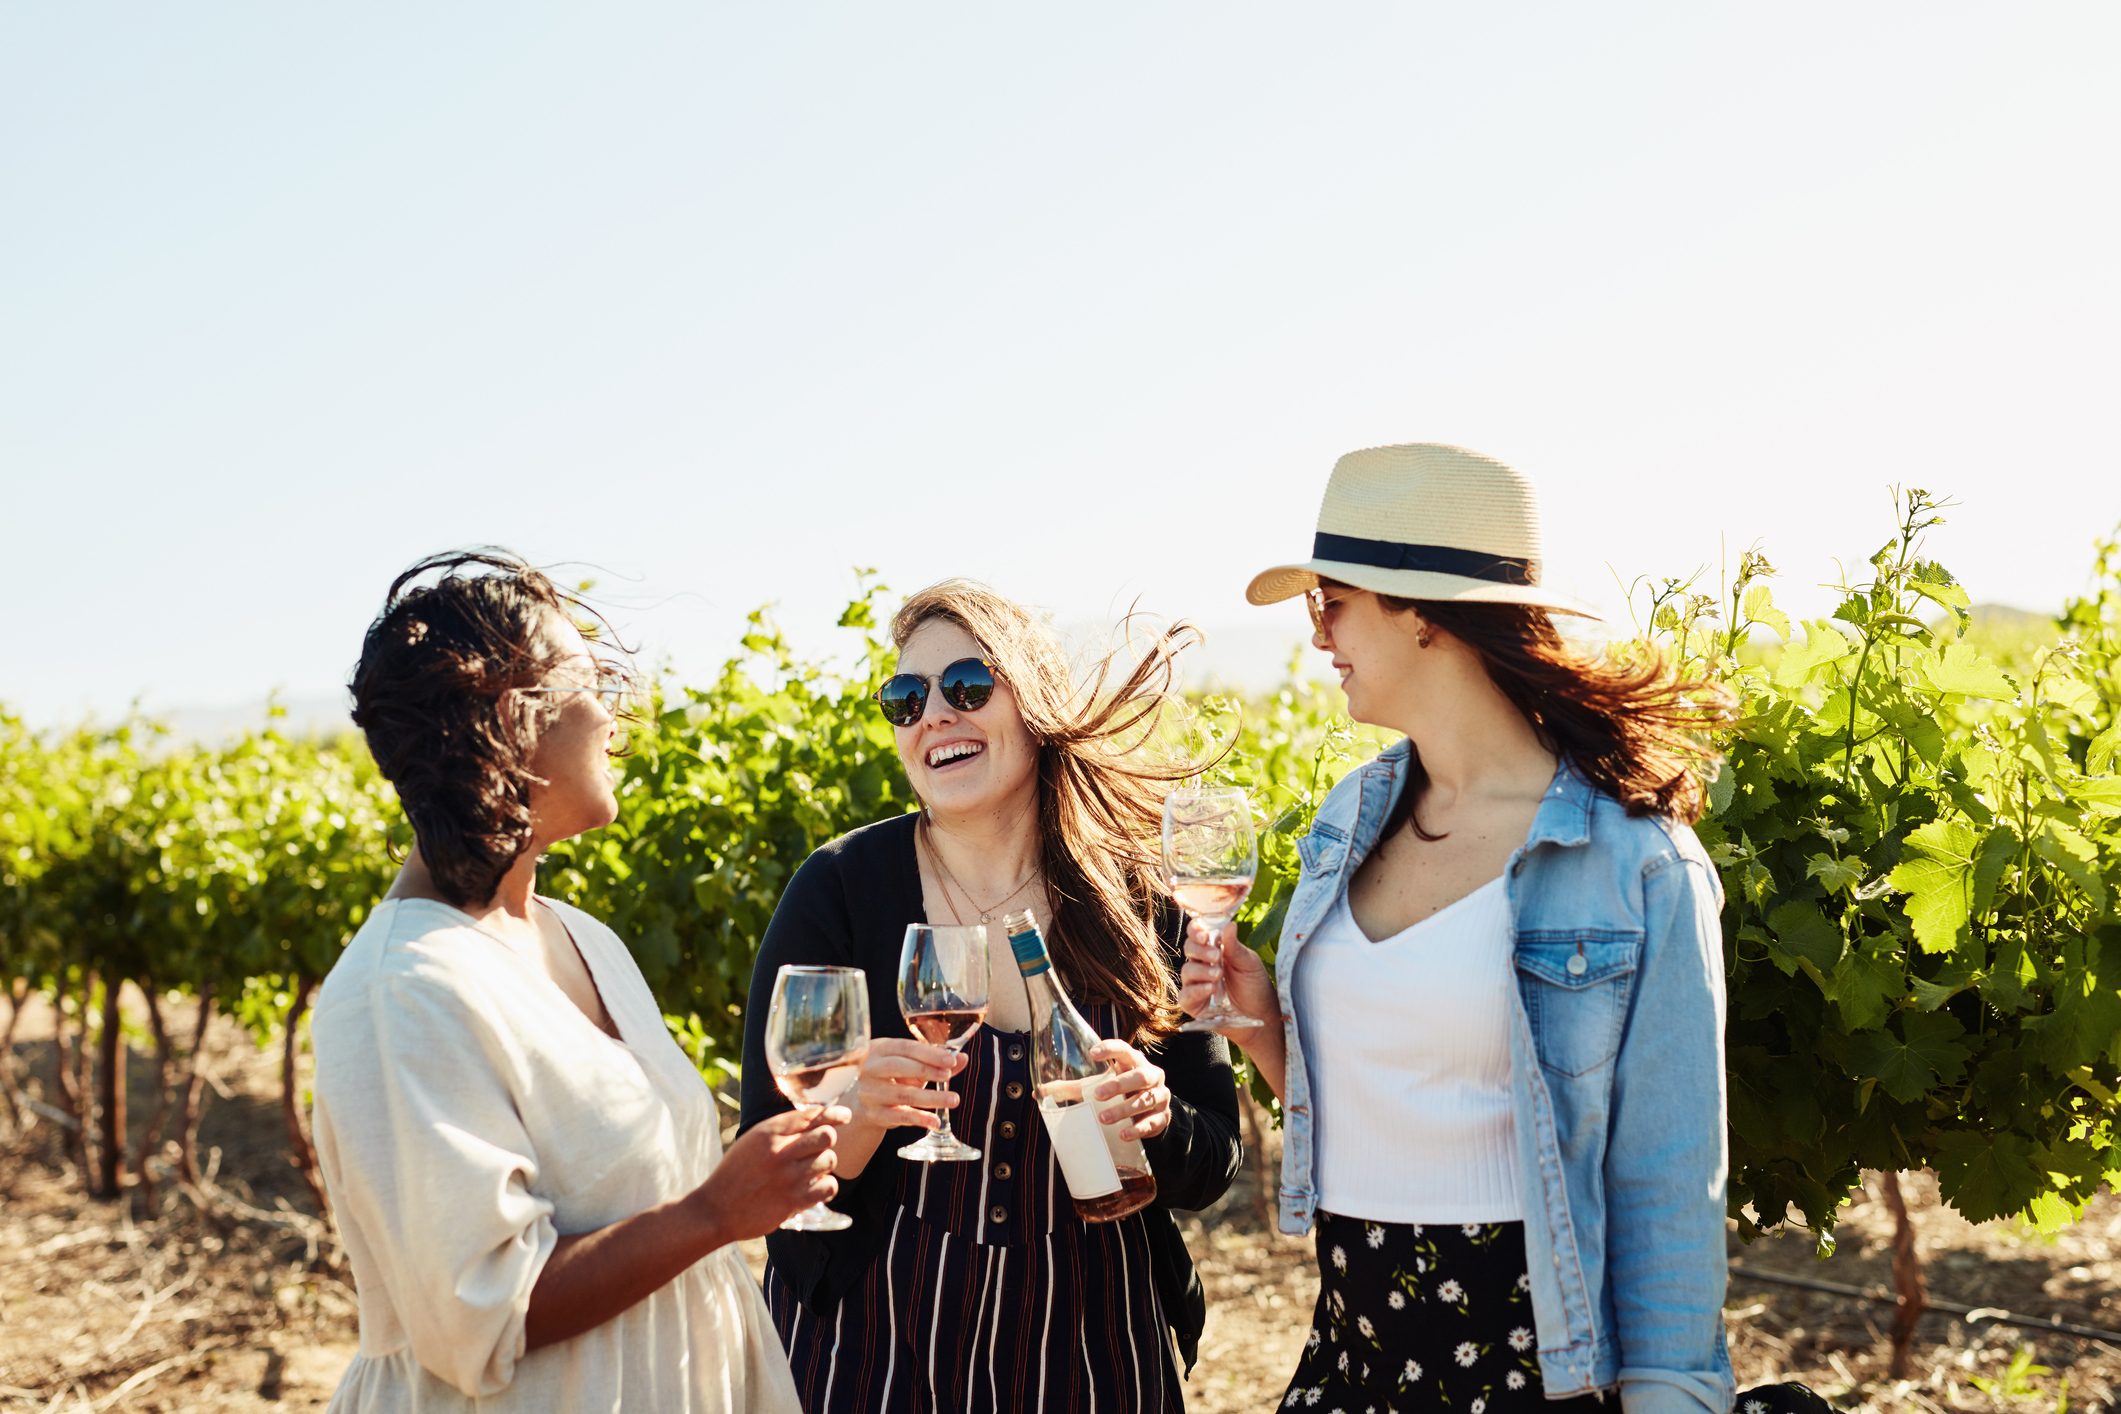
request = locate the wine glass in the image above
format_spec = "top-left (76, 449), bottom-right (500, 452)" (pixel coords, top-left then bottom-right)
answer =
top-left (764, 964), bottom-right (870, 1231)
top-left (896, 923), bottom-right (991, 1162)
top-left (1164, 786), bottom-right (1263, 1034)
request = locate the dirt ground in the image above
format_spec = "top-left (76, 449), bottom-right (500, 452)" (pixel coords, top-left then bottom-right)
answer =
top-left (4, 996), bottom-right (2119, 1413)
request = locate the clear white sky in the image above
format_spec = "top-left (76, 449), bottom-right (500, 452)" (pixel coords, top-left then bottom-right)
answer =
top-left (5, 5), bottom-right (2116, 727)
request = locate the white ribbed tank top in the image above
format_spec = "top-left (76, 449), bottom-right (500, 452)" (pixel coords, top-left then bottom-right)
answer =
top-left (1292, 875), bottom-right (1522, 1224)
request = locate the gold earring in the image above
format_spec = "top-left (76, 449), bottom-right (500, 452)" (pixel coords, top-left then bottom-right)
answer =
top-left (1416, 624), bottom-right (1433, 649)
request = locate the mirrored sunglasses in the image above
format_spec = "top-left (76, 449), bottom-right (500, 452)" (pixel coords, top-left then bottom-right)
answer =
top-left (874, 657), bottom-right (996, 727)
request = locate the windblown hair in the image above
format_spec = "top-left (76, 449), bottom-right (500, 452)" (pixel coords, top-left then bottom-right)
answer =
top-left (891, 581), bottom-right (1220, 1044)
top-left (349, 549), bottom-right (618, 908)
top-left (1354, 588), bottom-right (1734, 839)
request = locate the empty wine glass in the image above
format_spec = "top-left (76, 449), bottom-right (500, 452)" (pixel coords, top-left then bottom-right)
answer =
top-left (1164, 786), bottom-right (1263, 1034)
top-left (896, 923), bottom-right (991, 1162)
top-left (764, 964), bottom-right (870, 1231)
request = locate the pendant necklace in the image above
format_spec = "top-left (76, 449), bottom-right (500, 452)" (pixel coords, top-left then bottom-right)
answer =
top-left (921, 814), bottom-right (1039, 923)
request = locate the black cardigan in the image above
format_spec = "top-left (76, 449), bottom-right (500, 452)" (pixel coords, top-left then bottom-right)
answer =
top-left (737, 812), bottom-right (1243, 1372)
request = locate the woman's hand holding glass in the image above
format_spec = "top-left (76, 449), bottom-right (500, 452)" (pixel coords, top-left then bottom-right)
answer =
top-left (843, 1039), bottom-right (968, 1136)
top-left (1088, 1039), bottom-right (1173, 1143)
top-left (1177, 917), bottom-right (1279, 1036)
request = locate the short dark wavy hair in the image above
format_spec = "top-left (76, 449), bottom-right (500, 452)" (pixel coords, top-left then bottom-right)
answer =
top-left (349, 549), bottom-right (616, 907)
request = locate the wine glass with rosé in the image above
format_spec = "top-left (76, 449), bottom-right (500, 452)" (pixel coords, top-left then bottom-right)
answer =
top-left (895, 923), bottom-right (991, 1162)
top-left (765, 965), bottom-right (871, 1230)
top-left (1163, 786), bottom-right (1263, 1034)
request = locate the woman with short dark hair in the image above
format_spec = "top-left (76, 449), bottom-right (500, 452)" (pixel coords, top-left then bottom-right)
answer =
top-left (314, 550), bottom-right (828, 1413)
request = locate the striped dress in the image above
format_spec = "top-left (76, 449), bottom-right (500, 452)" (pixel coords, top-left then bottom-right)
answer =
top-left (763, 1004), bottom-right (1183, 1414)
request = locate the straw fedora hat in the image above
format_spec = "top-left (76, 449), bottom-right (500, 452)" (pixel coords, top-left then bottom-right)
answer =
top-left (1246, 443), bottom-right (1599, 620)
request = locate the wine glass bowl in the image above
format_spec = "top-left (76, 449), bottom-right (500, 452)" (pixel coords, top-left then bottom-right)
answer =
top-left (896, 923), bottom-right (991, 1162)
top-left (1164, 786), bottom-right (1263, 1034)
top-left (765, 965), bottom-right (870, 1230)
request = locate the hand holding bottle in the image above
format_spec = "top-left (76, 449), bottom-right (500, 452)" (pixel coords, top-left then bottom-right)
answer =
top-left (1088, 1040), bottom-right (1172, 1143)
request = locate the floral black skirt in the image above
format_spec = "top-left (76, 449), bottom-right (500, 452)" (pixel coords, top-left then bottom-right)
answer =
top-left (1285, 1212), bottom-right (1827, 1413)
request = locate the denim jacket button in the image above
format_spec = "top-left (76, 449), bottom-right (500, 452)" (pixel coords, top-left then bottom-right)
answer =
top-left (1566, 953), bottom-right (1587, 977)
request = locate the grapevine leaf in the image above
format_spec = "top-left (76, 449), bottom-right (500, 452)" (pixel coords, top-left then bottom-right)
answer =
top-left (1768, 900), bottom-right (1844, 974)
top-left (2034, 820), bottom-right (2106, 911)
top-left (1823, 946), bottom-right (1900, 1031)
top-left (1923, 643), bottom-right (2018, 700)
top-left (1772, 621), bottom-right (1857, 690)
top-left (2073, 778), bottom-right (2121, 816)
top-left (1846, 1011), bottom-right (1970, 1103)
top-left (1930, 1131), bottom-right (2043, 1224)
top-left (2029, 961), bottom-right (2121, 1072)
top-left (1972, 824), bottom-right (2016, 914)
top-left (1888, 819), bottom-right (1978, 953)
top-left (2088, 722), bottom-right (2121, 776)
top-left (1742, 582), bottom-right (1791, 642)
top-left (1805, 854), bottom-right (1865, 894)
top-left (1706, 761), bottom-right (1736, 817)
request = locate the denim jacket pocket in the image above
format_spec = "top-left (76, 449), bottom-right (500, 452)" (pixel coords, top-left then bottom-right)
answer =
top-left (1295, 822), bottom-right (1350, 877)
top-left (1513, 930), bottom-right (1643, 1077)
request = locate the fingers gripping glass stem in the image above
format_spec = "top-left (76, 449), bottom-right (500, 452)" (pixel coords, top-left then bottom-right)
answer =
top-left (765, 965), bottom-right (870, 1230)
top-left (896, 924), bottom-right (991, 1161)
top-left (1164, 787), bottom-right (1264, 1034)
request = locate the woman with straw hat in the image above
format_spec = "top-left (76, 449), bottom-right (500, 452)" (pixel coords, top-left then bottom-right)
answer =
top-left (1178, 445), bottom-right (1813, 1412)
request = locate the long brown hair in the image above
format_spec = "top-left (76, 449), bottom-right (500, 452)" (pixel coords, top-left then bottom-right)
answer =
top-left (1357, 590), bottom-right (1734, 841)
top-left (891, 581), bottom-right (1216, 1043)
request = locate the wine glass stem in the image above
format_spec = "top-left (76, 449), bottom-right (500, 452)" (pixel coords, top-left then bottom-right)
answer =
top-left (932, 1079), bottom-right (955, 1140)
top-left (1208, 914), bottom-right (1240, 1011)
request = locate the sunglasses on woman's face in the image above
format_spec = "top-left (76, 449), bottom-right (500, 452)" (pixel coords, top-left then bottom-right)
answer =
top-left (1305, 586), bottom-right (1358, 638)
top-left (874, 657), bottom-right (997, 727)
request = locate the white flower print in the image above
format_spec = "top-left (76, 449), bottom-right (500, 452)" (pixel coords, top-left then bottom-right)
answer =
top-left (1744, 1403), bottom-right (1769, 1414)
top-left (1470, 1399), bottom-right (1486, 1414)
top-left (1453, 1341), bottom-right (1479, 1368)
top-left (1357, 1314), bottom-right (1376, 1338)
top-left (1506, 1372), bottom-right (1527, 1390)
top-left (1305, 1392), bottom-right (1322, 1408)
top-left (1306, 1327), bottom-right (1322, 1352)
top-left (1515, 1272), bottom-right (1531, 1292)
top-left (1284, 1391), bottom-right (1302, 1409)
top-left (1437, 1279), bottom-right (1465, 1303)
top-left (1416, 1258), bottom-right (1427, 1274)
top-left (1403, 1359), bottom-right (1422, 1382)
top-left (1337, 1350), bottom-right (1350, 1374)
top-left (1332, 1244), bottom-right (1348, 1272)
top-left (1366, 1224), bottom-right (1387, 1249)
top-left (1461, 1222), bottom-right (1482, 1237)
top-left (1387, 1290), bottom-right (1406, 1310)
top-left (1410, 1224), bottom-right (1424, 1235)
top-left (1508, 1326), bottom-right (1534, 1351)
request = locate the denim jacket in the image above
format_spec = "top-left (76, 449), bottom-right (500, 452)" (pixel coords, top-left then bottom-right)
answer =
top-left (1275, 741), bottom-right (1734, 1413)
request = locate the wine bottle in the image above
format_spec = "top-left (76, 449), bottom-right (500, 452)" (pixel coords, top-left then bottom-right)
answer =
top-left (1002, 909), bottom-right (1157, 1223)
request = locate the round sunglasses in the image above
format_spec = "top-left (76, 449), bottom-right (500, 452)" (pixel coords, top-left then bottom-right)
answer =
top-left (874, 657), bottom-right (996, 727)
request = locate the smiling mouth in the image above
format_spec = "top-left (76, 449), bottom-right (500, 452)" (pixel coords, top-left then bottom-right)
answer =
top-left (926, 741), bottom-right (985, 769)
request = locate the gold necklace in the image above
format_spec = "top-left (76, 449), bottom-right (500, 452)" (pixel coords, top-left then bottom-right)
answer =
top-left (921, 815), bottom-right (1040, 923)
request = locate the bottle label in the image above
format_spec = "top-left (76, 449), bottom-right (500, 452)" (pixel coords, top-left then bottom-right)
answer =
top-left (1007, 921), bottom-right (1053, 978)
top-left (1037, 1096), bottom-right (1121, 1199)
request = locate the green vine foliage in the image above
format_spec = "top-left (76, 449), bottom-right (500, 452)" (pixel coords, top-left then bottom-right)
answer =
top-left (6, 507), bottom-right (2121, 1247)
top-left (1664, 493), bottom-right (2121, 1243)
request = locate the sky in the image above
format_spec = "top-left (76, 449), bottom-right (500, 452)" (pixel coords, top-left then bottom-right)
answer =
top-left (5, 5), bottom-right (2117, 728)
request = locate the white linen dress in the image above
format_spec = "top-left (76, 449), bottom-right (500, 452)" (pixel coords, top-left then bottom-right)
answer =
top-left (311, 896), bottom-right (801, 1413)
